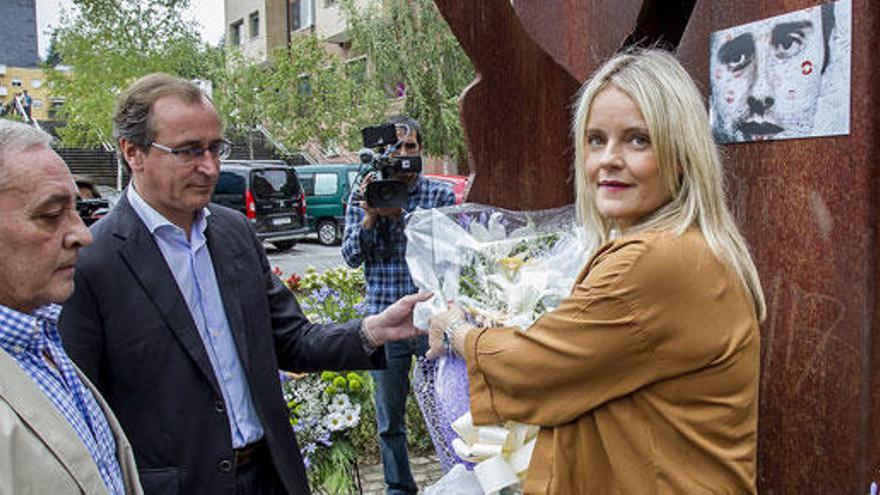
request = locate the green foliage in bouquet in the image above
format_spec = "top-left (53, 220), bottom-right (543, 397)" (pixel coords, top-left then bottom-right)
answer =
top-left (458, 232), bottom-right (562, 326)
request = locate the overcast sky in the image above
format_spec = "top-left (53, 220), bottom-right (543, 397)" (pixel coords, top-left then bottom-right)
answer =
top-left (34, 0), bottom-right (226, 58)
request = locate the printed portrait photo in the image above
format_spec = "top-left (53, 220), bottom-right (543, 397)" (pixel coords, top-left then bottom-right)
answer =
top-left (709, 0), bottom-right (851, 143)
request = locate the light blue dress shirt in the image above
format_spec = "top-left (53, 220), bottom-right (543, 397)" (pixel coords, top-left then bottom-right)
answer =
top-left (127, 186), bottom-right (263, 448)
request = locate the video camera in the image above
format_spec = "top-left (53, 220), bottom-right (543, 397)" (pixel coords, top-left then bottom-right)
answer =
top-left (356, 123), bottom-right (422, 209)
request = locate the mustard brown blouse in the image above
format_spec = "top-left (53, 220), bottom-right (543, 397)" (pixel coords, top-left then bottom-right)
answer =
top-left (465, 227), bottom-right (759, 494)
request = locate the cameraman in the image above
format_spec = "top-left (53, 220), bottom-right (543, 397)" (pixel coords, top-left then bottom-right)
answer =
top-left (342, 115), bottom-right (455, 495)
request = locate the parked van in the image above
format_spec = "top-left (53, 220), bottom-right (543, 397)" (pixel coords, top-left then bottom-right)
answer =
top-left (294, 163), bottom-right (362, 246)
top-left (213, 160), bottom-right (308, 251)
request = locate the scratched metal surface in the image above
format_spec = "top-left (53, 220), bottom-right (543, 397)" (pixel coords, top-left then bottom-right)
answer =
top-left (435, 0), bottom-right (879, 491)
top-left (680, 1), bottom-right (878, 492)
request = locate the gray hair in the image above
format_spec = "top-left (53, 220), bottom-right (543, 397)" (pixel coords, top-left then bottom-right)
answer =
top-left (0, 119), bottom-right (55, 189)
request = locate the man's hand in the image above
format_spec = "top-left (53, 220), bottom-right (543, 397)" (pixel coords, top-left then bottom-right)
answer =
top-left (363, 292), bottom-right (433, 345)
top-left (360, 203), bottom-right (404, 229)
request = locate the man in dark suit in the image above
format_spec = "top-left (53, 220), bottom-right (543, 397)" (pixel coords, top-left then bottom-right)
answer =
top-left (59, 73), bottom-right (430, 495)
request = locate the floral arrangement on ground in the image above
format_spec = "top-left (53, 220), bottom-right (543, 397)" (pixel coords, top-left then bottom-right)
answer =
top-left (275, 265), bottom-right (433, 493)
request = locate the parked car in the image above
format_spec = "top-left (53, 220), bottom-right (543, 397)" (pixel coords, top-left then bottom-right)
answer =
top-left (76, 197), bottom-right (109, 226)
top-left (212, 160), bottom-right (308, 251)
top-left (424, 173), bottom-right (470, 204)
top-left (72, 175), bottom-right (110, 226)
top-left (294, 163), bottom-right (362, 246)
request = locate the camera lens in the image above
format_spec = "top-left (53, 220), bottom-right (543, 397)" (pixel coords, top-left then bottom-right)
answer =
top-left (378, 184), bottom-right (395, 201)
top-left (366, 180), bottom-right (408, 208)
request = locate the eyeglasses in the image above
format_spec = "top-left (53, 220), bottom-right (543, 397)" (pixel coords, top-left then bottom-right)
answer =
top-left (150, 138), bottom-right (232, 161)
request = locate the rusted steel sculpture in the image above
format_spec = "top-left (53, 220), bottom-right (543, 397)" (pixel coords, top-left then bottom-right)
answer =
top-left (434, 0), bottom-right (880, 492)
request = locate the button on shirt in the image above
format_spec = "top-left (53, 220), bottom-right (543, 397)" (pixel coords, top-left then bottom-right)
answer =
top-left (127, 186), bottom-right (263, 448)
top-left (0, 303), bottom-right (125, 495)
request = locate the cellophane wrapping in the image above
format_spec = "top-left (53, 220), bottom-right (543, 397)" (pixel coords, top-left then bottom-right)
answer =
top-left (405, 203), bottom-right (596, 492)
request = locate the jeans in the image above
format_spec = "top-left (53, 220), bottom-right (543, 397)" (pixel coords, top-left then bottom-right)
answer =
top-left (370, 335), bottom-right (428, 495)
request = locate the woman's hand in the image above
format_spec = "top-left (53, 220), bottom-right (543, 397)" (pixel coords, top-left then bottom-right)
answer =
top-left (426, 305), bottom-right (473, 359)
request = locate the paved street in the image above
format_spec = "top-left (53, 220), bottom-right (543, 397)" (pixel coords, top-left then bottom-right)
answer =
top-left (265, 234), bottom-right (347, 277)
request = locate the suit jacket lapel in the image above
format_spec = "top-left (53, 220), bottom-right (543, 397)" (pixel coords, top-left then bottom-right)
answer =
top-left (0, 350), bottom-right (106, 494)
top-left (112, 193), bottom-right (222, 396)
top-left (205, 209), bottom-right (251, 371)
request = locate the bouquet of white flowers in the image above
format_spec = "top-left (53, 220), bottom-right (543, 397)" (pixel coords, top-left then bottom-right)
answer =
top-left (405, 203), bottom-right (595, 494)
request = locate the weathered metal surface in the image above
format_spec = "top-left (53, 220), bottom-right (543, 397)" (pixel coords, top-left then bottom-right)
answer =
top-left (433, 0), bottom-right (586, 210)
top-left (678, 1), bottom-right (879, 492)
top-left (436, 0), bottom-right (879, 492)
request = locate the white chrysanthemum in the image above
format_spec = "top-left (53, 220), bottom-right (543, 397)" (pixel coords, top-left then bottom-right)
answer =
top-left (331, 393), bottom-right (351, 408)
top-left (342, 404), bottom-right (361, 428)
top-left (324, 412), bottom-right (346, 431)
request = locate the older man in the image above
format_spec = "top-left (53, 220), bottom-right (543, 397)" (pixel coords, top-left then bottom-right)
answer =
top-left (59, 73), bottom-right (430, 495)
top-left (0, 119), bottom-right (141, 494)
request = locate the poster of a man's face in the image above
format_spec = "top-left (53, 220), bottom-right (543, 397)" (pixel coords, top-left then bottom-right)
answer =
top-left (709, 0), bottom-right (851, 143)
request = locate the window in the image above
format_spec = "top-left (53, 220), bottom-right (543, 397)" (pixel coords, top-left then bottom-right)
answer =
top-left (32, 99), bottom-right (43, 108)
top-left (290, 0), bottom-right (313, 31)
top-left (230, 20), bottom-right (243, 45)
top-left (31, 79), bottom-right (42, 89)
top-left (298, 174), bottom-right (315, 195)
top-left (48, 100), bottom-right (64, 119)
top-left (313, 173), bottom-right (338, 196)
top-left (249, 11), bottom-right (259, 38)
top-left (11, 79), bottom-right (22, 87)
top-left (324, 0), bottom-right (337, 6)
top-left (215, 171), bottom-right (246, 195)
top-left (251, 169), bottom-right (298, 199)
top-left (347, 171), bottom-right (359, 188)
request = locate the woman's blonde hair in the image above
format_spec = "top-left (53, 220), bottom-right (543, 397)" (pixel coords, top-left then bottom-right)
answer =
top-left (571, 49), bottom-right (766, 321)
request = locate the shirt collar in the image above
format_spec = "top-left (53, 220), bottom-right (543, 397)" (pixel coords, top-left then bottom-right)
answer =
top-left (127, 183), bottom-right (211, 237)
top-left (0, 303), bottom-right (60, 355)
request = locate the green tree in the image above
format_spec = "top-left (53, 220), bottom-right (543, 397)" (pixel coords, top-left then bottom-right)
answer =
top-left (45, 0), bottom-right (221, 146)
top-left (215, 36), bottom-right (387, 154)
top-left (43, 33), bottom-right (63, 67)
top-left (341, 0), bottom-right (475, 165)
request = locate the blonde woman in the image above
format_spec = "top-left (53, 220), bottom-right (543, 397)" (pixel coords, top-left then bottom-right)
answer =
top-left (427, 49), bottom-right (765, 494)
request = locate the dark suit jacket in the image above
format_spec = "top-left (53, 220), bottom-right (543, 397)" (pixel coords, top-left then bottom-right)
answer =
top-left (59, 192), bottom-right (384, 494)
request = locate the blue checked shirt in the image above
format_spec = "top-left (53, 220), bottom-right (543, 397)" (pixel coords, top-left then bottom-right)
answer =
top-left (342, 175), bottom-right (456, 314)
top-left (0, 303), bottom-right (124, 495)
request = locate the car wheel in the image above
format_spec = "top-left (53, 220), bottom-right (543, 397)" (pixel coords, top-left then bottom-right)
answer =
top-left (273, 240), bottom-right (296, 251)
top-left (317, 220), bottom-right (338, 246)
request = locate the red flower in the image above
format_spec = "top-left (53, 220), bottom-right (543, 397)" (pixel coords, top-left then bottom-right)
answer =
top-left (286, 273), bottom-right (302, 291)
top-left (272, 266), bottom-right (283, 277)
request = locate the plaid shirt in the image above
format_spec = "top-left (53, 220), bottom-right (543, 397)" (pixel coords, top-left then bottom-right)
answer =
top-left (0, 303), bottom-right (124, 495)
top-left (342, 175), bottom-right (456, 314)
